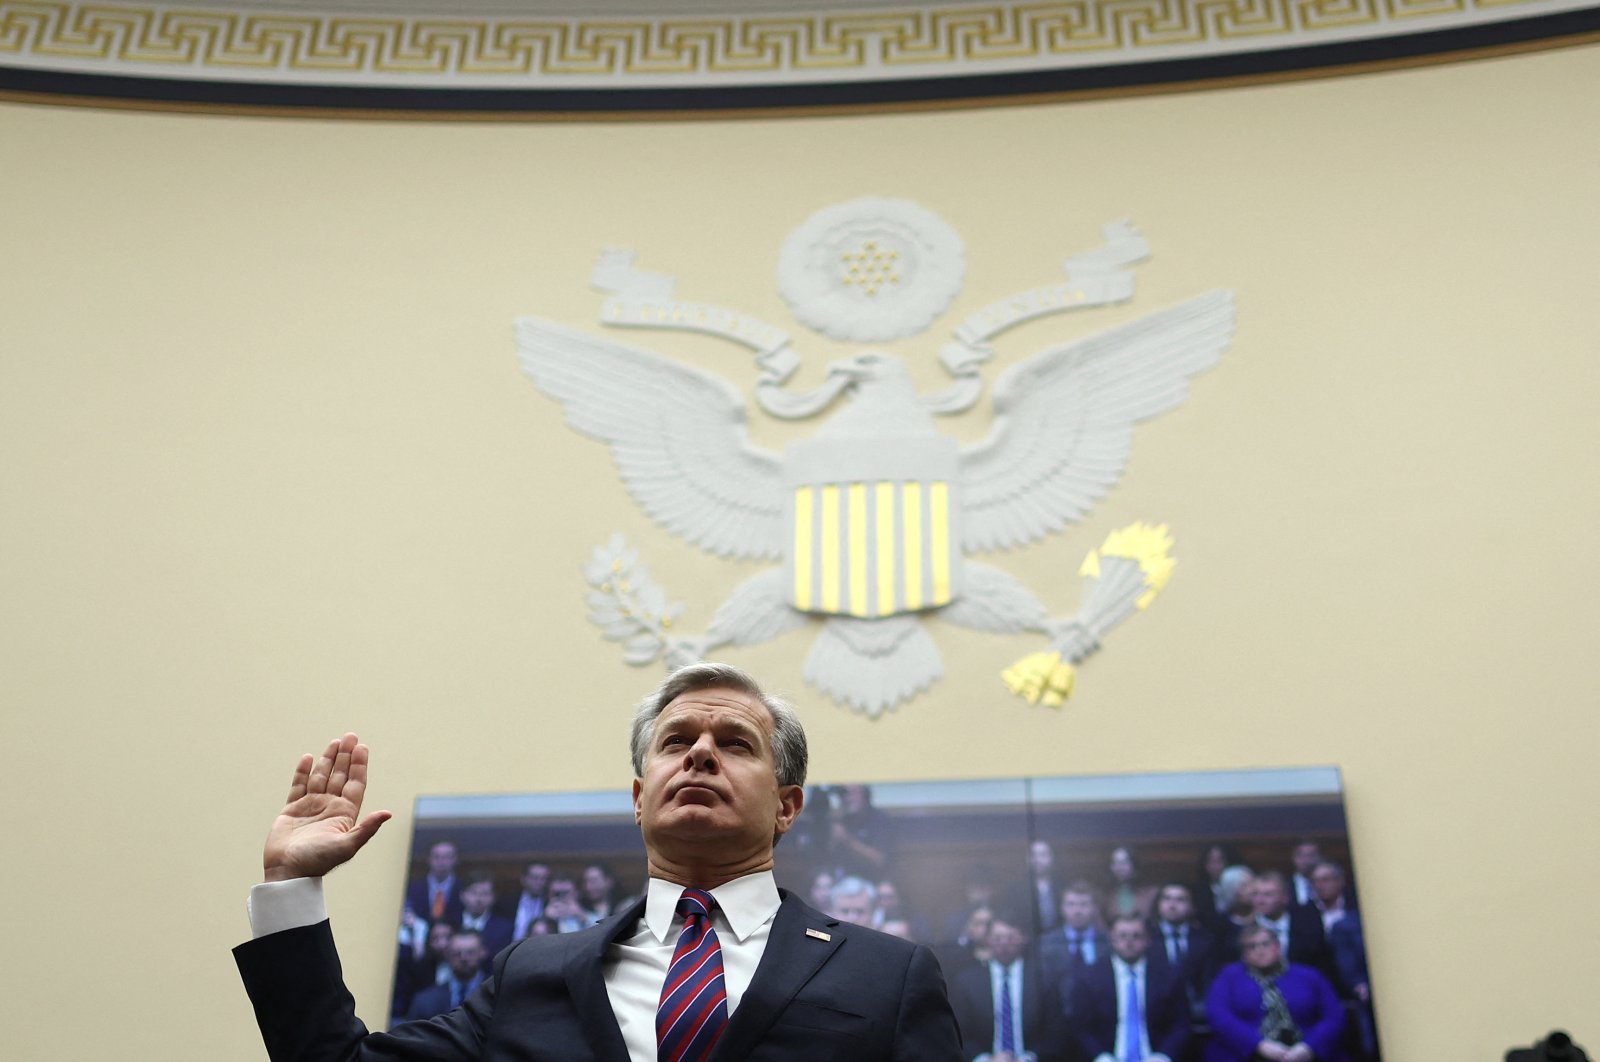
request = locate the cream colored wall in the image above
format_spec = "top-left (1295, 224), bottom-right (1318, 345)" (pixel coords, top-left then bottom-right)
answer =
top-left (2, 44), bottom-right (1597, 1059)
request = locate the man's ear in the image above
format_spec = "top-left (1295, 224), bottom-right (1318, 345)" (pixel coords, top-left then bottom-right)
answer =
top-left (772, 784), bottom-right (805, 836)
top-left (632, 779), bottom-right (643, 825)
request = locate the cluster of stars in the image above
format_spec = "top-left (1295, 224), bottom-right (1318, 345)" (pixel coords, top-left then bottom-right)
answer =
top-left (838, 240), bottom-right (902, 296)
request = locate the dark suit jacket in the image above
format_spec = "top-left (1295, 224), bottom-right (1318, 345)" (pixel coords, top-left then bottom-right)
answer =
top-left (404, 974), bottom-right (485, 1022)
top-left (455, 913), bottom-right (515, 959)
top-left (948, 958), bottom-right (1066, 1062)
top-left (1266, 908), bottom-right (1335, 986)
top-left (235, 889), bottom-right (961, 1061)
top-left (1326, 913), bottom-right (1367, 995)
top-left (1068, 959), bottom-right (1189, 1062)
top-left (1144, 918), bottom-right (1216, 1000)
top-left (1030, 921), bottom-right (1107, 1004)
top-left (405, 876), bottom-right (463, 925)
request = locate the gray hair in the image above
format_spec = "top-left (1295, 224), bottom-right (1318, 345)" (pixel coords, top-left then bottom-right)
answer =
top-left (630, 662), bottom-right (808, 788)
top-left (1216, 865), bottom-right (1255, 909)
top-left (1311, 860), bottom-right (1346, 881)
top-left (830, 876), bottom-right (877, 906)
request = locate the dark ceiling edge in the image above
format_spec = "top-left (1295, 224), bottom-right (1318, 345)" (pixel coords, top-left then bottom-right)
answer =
top-left (2, 7), bottom-right (1597, 119)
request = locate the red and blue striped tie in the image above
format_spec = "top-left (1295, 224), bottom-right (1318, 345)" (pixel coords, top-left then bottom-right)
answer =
top-left (656, 888), bottom-right (729, 1062)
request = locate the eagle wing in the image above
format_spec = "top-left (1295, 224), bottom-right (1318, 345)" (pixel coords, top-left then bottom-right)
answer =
top-left (960, 290), bottom-right (1234, 552)
top-left (516, 318), bottom-right (787, 560)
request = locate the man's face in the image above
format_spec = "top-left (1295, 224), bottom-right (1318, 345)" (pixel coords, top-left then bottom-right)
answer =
top-left (988, 921), bottom-right (1026, 965)
top-left (1311, 865), bottom-right (1344, 904)
top-left (582, 866), bottom-right (612, 902)
top-left (831, 890), bottom-right (874, 926)
top-left (1028, 841), bottom-right (1053, 874)
top-left (427, 922), bottom-right (453, 956)
top-left (461, 880), bottom-right (494, 917)
top-left (632, 687), bottom-right (803, 867)
top-left (521, 863), bottom-right (549, 897)
top-left (1253, 879), bottom-right (1288, 919)
top-left (1292, 843), bottom-right (1321, 875)
top-left (1061, 890), bottom-right (1097, 929)
top-left (964, 907), bottom-right (992, 944)
top-left (876, 881), bottom-right (900, 914)
top-left (428, 843), bottom-right (457, 878)
top-left (1109, 848), bottom-right (1135, 883)
top-left (445, 935), bottom-right (486, 979)
top-left (1109, 920), bottom-right (1148, 963)
top-left (546, 878), bottom-right (578, 912)
top-left (1157, 885), bottom-right (1193, 924)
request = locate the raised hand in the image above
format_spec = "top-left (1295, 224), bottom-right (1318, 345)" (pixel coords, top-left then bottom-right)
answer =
top-left (262, 733), bottom-right (392, 882)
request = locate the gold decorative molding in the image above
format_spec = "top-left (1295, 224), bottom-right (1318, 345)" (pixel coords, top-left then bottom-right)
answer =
top-left (0, 0), bottom-right (1570, 80)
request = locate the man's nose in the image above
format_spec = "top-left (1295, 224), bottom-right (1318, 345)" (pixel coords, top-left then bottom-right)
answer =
top-left (683, 732), bottom-right (719, 770)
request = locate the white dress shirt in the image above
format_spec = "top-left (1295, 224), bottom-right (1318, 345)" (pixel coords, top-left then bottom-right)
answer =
top-left (511, 892), bottom-right (545, 940)
top-left (972, 958), bottom-right (1034, 1062)
top-left (1094, 957), bottom-right (1171, 1062)
top-left (1258, 913), bottom-right (1291, 951)
top-left (247, 871), bottom-right (783, 1062)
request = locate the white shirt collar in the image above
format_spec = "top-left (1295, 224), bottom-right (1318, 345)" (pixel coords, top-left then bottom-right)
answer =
top-left (643, 871), bottom-right (781, 945)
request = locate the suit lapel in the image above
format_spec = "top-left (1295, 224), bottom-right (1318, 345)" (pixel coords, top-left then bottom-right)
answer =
top-left (710, 892), bottom-right (839, 1062)
top-left (562, 897), bottom-right (645, 1062)
top-left (1021, 961), bottom-right (1041, 1038)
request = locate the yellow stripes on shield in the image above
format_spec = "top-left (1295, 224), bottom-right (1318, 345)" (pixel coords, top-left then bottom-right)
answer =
top-left (793, 486), bottom-right (814, 611)
top-left (793, 479), bottom-right (952, 616)
top-left (875, 481), bottom-right (896, 617)
top-left (819, 486), bottom-right (841, 613)
top-left (902, 482), bottom-right (923, 611)
top-left (929, 482), bottom-right (951, 606)
top-left (847, 483), bottom-right (868, 617)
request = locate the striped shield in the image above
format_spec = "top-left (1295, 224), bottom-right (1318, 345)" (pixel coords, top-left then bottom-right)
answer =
top-left (783, 437), bottom-right (961, 617)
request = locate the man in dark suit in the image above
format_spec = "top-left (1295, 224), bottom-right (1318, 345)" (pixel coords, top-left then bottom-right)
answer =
top-left (1068, 915), bottom-right (1190, 1062)
top-left (948, 914), bottom-right (1067, 1062)
top-left (1251, 872), bottom-right (1331, 974)
top-left (404, 930), bottom-right (487, 1020)
top-left (234, 661), bottom-right (962, 1061)
top-left (1037, 880), bottom-right (1107, 997)
top-left (454, 872), bottom-right (515, 958)
top-left (1019, 841), bottom-right (1061, 937)
top-left (1143, 882), bottom-right (1215, 1004)
top-left (404, 840), bottom-right (463, 925)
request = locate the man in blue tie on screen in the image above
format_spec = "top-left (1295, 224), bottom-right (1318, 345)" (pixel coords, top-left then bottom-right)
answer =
top-left (1067, 915), bottom-right (1191, 1062)
top-left (233, 662), bottom-right (962, 1061)
top-left (948, 914), bottom-right (1067, 1062)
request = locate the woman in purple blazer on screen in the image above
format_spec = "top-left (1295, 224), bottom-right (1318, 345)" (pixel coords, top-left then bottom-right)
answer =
top-left (1205, 923), bottom-right (1345, 1061)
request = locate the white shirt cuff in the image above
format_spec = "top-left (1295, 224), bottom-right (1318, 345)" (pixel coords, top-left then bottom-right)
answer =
top-left (247, 877), bottom-right (328, 938)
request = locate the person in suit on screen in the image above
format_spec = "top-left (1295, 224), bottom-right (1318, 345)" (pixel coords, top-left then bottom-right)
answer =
top-left (234, 661), bottom-right (962, 1061)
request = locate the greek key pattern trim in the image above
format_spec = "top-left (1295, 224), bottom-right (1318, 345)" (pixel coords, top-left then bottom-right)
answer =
top-left (0, 0), bottom-right (1565, 80)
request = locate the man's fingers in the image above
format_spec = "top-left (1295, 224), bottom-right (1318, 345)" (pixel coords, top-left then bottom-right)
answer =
top-left (306, 736), bottom-right (340, 794)
top-left (285, 753), bottom-right (314, 803)
top-left (327, 733), bottom-right (358, 794)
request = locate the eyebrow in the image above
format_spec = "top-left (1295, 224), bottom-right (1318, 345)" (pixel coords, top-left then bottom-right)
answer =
top-left (657, 713), bottom-right (764, 744)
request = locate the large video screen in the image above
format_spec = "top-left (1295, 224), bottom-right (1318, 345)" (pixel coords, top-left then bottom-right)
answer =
top-left (390, 766), bottom-right (1380, 1061)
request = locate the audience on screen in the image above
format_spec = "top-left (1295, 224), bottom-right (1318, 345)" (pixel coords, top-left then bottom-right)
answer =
top-left (394, 828), bottom-right (1380, 1059)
